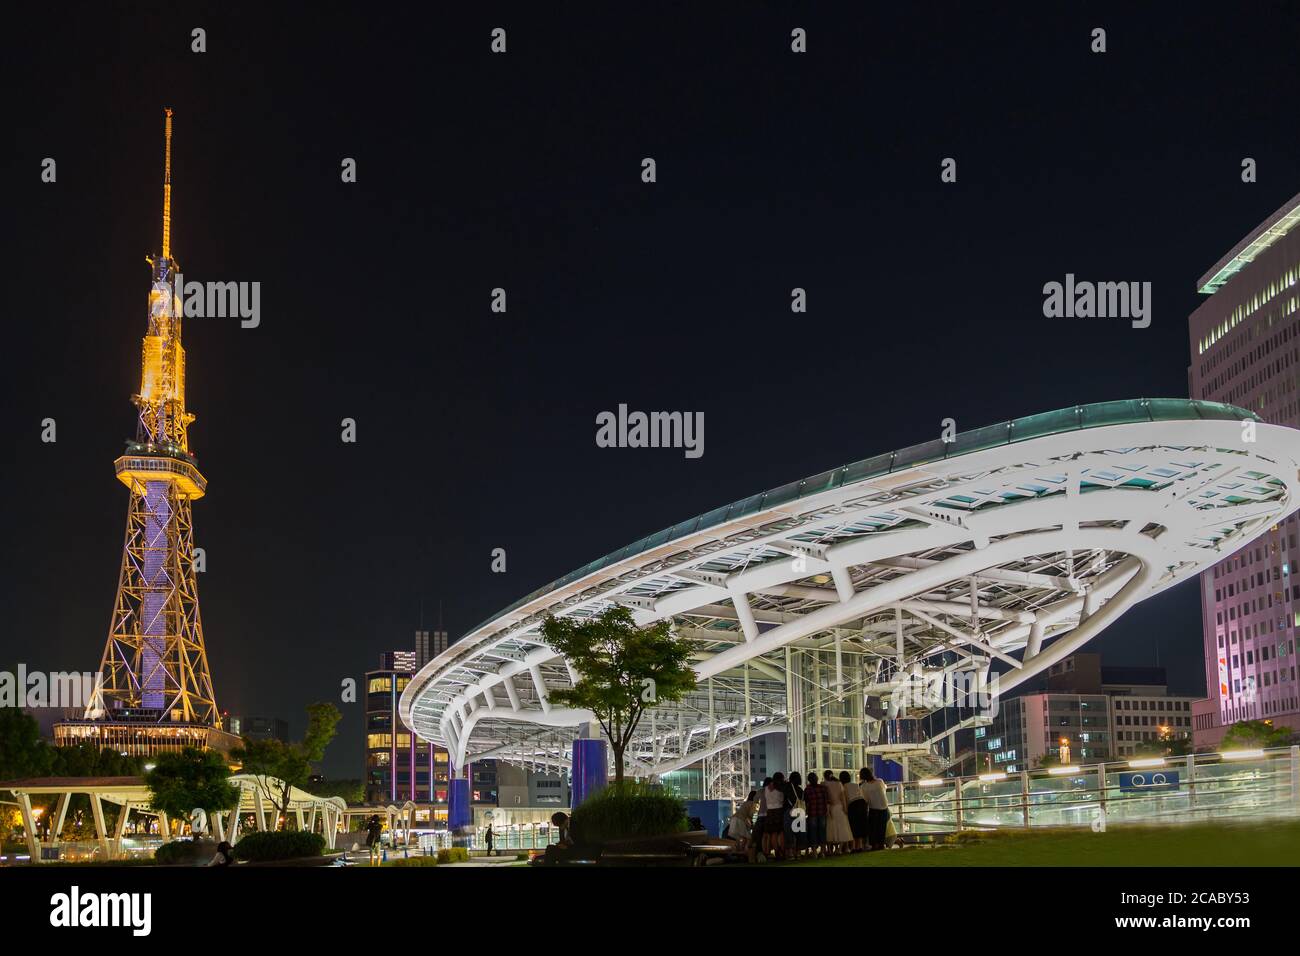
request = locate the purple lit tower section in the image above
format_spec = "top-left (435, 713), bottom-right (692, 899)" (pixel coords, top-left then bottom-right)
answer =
top-left (139, 480), bottom-right (172, 709)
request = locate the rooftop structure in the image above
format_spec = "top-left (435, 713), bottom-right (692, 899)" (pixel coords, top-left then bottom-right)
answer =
top-left (401, 399), bottom-right (1300, 781)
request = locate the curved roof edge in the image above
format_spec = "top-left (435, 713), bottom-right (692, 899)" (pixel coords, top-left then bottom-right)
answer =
top-left (1198, 191), bottom-right (1300, 294)
top-left (462, 398), bottom-right (1255, 640)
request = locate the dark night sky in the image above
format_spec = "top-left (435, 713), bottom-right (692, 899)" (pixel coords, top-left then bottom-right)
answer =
top-left (3, 3), bottom-right (1298, 777)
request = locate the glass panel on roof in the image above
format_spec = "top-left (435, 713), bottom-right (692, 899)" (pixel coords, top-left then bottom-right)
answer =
top-left (842, 453), bottom-right (893, 485)
top-left (1146, 398), bottom-right (1195, 422)
top-left (892, 437), bottom-right (948, 471)
top-left (946, 421), bottom-right (1012, 457)
top-left (1080, 399), bottom-right (1147, 429)
top-left (1193, 400), bottom-right (1251, 422)
top-left (726, 495), bottom-right (764, 521)
top-left (799, 469), bottom-right (841, 497)
top-left (763, 480), bottom-right (803, 508)
top-left (1010, 405), bottom-right (1081, 443)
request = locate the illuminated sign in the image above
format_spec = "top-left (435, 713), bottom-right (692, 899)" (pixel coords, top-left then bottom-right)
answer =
top-left (1119, 770), bottom-right (1180, 793)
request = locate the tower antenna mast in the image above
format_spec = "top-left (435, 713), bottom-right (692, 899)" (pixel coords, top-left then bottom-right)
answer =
top-left (162, 107), bottom-right (173, 260)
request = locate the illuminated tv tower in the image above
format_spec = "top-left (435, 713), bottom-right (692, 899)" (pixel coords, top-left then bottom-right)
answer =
top-left (58, 111), bottom-right (234, 756)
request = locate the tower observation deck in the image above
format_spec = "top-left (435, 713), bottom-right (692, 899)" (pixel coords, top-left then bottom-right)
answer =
top-left (56, 111), bottom-right (236, 757)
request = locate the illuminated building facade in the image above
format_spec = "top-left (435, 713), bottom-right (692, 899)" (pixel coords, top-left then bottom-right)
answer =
top-left (365, 653), bottom-right (450, 805)
top-left (980, 653), bottom-right (1195, 771)
top-left (55, 111), bottom-right (237, 757)
top-left (1189, 192), bottom-right (1300, 748)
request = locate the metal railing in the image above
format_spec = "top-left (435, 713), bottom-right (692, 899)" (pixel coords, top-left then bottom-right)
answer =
top-left (891, 746), bottom-right (1300, 832)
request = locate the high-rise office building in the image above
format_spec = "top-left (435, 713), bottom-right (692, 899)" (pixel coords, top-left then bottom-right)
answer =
top-left (1188, 192), bottom-right (1300, 749)
top-left (365, 647), bottom-right (450, 805)
top-left (227, 715), bottom-right (289, 743)
top-left (414, 629), bottom-right (450, 669)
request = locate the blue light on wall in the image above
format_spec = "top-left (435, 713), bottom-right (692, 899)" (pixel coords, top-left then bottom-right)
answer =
top-left (571, 738), bottom-right (608, 807)
top-left (448, 777), bottom-right (472, 831)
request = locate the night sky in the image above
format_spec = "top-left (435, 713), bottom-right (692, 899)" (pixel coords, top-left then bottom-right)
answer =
top-left (3, 4), bottom-right (1298, 777)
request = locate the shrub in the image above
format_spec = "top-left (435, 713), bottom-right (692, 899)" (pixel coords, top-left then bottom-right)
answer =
top-left (231, 830), bottom-right (326, 862)
top-left (436, 847), bottom-right (469, 864)
top-left (153, 839), bottom-right (213, 865)
top-left (569, 780), bottom-right (688, 844)
top-left (387, 855), bottom-right (439, 867)
top-left (515, 852), bottom-right (529, 861)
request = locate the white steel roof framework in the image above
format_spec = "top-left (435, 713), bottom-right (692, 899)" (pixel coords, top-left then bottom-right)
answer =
top-left (401, 399), bottom-right (1300, 776)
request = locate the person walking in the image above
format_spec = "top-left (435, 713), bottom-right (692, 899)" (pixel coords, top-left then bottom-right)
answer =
top-left (803, 772), bottom-right (828, 858)
top-left (485, 823), bottom-right (495, 856)
top-left (365, 815), bottom-right (383, 866)
top-left (861, 767), bottom-right (891, 850)
top-left (843, 770), bottom-right (868, 852)
top-left (824, 769), bottom-right (853, 853)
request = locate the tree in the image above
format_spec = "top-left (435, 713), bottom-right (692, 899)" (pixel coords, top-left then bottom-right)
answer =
top-left (145, 747), bottom-right (239, 835)
top-left (1133, 730), bottom-right (1193, 759)
top-left (543, 606), bottom-right (696, 785)
top-left (306, 779), bottom-right (364, 803)
top-left (0, 708), bottom-right (53, 783)
top-left (232, 703), bottom-right (341, 829)
top-left (1221, 719), bottom-right (1292, 751)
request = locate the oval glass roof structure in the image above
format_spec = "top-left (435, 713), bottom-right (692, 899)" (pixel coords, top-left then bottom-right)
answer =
top-left (402, 399), bottom-right (1300, 775)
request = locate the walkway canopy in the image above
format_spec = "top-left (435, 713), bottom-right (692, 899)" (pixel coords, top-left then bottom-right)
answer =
top-left (1, 773), bottom-right (347, 862)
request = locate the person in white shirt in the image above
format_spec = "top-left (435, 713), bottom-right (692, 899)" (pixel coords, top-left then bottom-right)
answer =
top-left (762, 772), bottom-right (789, 861)
top-left (860, 767), bottom-right (891, 850)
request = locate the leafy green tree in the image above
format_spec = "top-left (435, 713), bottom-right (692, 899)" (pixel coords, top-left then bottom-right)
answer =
top-left (233, 703), bottom-right (341, 829)
top-left (0, 708), bottom-right (53, 782)
top-left (543, 606), bottom-right (696, 785)
top-left (48, 742), bottom-right (144, 777)
top-left (1221, 719), bottom-right (1292, 751)
top-left (1133, 732), bottom-right (1193, 759)
top-left (145, 747), bottom-right (239, 834)
top-left (306, 779), bottom-right (363, 803)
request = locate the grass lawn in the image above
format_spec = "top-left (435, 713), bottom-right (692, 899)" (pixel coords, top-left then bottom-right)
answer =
top-left (788, 820), bottom-right (1300, 867)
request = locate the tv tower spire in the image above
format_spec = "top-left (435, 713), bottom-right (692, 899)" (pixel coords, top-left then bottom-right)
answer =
top-left (161, 107), bottom-right (173, 261)
top-left (59, 110), bottom-right (233, 757)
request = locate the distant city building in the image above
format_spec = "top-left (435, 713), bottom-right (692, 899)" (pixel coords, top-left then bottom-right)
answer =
top-left (1189, 191), bottom-right (1300, 749)
top-left (414, 629), bottom-right (450, 669)
top-left (979, 653), bottom-right (1195, 770)
top-left (227, 715), bottom-right (289, 743)
top-left (365, 644), bottom-right (449, 805)
top-left (749, 732), bottom-right (787, 786)
top-left (379, 650), bottom-right (417, 673)
top-left (496, 763), bottom-right (569, 808)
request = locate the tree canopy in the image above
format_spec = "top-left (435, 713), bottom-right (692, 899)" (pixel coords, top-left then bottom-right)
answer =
top-left (232, 702), bottom-right (342, 828)
top-left (145, 747), bottom-right (239, 830)
top-left (1221, 718), bottom-right (1293, 751)
top-left (543, 606), bottom-right (696, 785)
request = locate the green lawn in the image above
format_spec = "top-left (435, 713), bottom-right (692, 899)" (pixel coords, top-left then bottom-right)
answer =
top-left (788, 820), bottom-right (1300, 867)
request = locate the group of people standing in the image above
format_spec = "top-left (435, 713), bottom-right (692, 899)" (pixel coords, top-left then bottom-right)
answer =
top-left (729, 767), bottom-right (894, 861)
